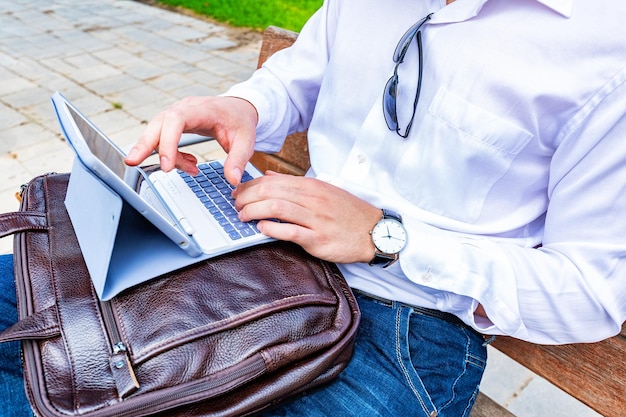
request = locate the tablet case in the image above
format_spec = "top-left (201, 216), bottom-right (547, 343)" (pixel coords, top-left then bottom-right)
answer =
top-left (65, 158), bottom-right (210, 300)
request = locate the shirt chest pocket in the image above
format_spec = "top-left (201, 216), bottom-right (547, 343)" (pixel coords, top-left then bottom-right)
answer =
top-left (393, 88), bottom-right (533, 223)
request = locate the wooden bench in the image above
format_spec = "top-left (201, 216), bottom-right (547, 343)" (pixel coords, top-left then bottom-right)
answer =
top-left (251, 26), bottom-right (626, 417)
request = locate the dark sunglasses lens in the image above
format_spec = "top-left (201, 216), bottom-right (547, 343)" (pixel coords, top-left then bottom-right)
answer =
top-left (383, 75), bottom-right (399, 129)
top-left (394, 27), bottom-right (418, 62)
top-left (393, 14), bottom-right (431, 62)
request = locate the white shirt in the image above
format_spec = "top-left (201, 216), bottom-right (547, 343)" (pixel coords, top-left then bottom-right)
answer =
top-left (226, 0), bottom-right (626, 344)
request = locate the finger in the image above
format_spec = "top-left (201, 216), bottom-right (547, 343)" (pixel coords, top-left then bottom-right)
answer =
top-left (238, 197), bottom-right (313, 230)
top-left (232, 175), bottom-right (282, 209)
top-left (222, 131), bottom-right (256, 186)
top-left (255, 219), bottom-right (314, 244)
top-left (236, 174), bottom-right (319, 212)
top-left (175, 152), bottom-right (199, 175)
top-left (125, 115), bottom-right (165, 166)
top-left (156, 111), bottom-right (186, 172)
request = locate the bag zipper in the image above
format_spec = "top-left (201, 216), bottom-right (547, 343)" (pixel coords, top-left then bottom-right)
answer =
top-left (14, 178), bottom-right (43, 316)
top-left (100, 300), bottom-right (140, 398)
top-left (12, 175), bottom-right (61, 417)
top-left (105, 356), bottom-right (266, 417)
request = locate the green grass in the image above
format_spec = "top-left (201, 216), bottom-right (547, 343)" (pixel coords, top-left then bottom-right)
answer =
top-left (155, 0), bottom-right (323, 32)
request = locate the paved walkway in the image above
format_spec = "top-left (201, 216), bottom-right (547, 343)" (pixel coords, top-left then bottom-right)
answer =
top-left (0, 1), bottom-right (601, 416)
top-left (0, 0), bottom-right (256, 240)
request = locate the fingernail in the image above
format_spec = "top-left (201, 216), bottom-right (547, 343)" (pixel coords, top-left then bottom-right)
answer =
top-left (233, 167), bottom-right (242, 184)
top-left (160, 155), bottom-right (170, 170)
top-left (126, 148), bottom-right (137, 160)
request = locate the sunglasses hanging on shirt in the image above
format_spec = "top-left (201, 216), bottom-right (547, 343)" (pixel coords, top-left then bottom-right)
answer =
top-left (382, 13), bottom-right (433, 138)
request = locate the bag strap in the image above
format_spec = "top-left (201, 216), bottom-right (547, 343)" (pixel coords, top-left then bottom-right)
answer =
top-left (0, 212), bottom-right (48, 238)
top-left (0, 178), bottom-right (61, 344)
top-left (0, 305), bottom-right (61, 343)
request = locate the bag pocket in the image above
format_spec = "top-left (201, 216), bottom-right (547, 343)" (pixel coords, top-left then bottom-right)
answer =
top-left (103, 243), bottom-right (346, 401)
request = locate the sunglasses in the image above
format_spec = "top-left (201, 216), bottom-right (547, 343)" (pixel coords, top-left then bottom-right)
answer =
top-left (382, 14), bottom-right (433, 138)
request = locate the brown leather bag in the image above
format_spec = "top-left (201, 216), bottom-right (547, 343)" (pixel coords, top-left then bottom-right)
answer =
top-left (0, 173), bottom-right (360, 416)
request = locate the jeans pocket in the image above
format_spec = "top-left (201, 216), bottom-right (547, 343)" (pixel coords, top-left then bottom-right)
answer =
top-left (404, 311), bottom-right (487, 417)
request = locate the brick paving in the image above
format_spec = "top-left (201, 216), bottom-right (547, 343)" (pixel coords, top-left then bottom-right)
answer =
top-left (0, 0), bottom-right (260, 250)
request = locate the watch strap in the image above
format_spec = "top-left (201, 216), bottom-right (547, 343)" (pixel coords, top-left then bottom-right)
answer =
top-left (368, 251), bottom-right (398, 268)
top-left (381, 208), bottom-right (402, 223)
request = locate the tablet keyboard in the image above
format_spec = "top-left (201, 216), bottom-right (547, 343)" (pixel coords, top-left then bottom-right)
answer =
top-left (178, 161), bottom-right (258, 241)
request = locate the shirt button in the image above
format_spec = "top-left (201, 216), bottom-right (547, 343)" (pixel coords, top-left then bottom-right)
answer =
top-left (357, 153), bottom-right (367, 164)
top-left (422, 268), bottom-right (432, 282)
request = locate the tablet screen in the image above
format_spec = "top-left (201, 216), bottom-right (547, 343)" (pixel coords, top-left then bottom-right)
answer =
top-left (67, 105), bottom-right (128, 181)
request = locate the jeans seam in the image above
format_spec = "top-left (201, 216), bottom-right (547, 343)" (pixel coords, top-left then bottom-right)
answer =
top-left (464, 327), bottom-right (487, 371)
top-left (461, 386), bottom-right (481, 417)
top-left (395, 307), bottom-right (436, 417)
top-left (439, 329), bottom-right (473, 412)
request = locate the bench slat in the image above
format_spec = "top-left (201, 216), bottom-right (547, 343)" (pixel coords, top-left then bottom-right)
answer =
top-left (470, 393), bottom-right (515, 417)
top-left (492, 323), bottom-right (626, 416)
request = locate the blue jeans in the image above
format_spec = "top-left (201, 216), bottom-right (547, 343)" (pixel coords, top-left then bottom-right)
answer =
top-left (261, 291), bottom-right (487, 417)
top-left (0, 254), bottom-right (34, 417)
top-left (0, 253), bottom-right (486, 416)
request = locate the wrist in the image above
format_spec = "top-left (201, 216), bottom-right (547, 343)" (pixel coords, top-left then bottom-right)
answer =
top-left (362, 209), bottom-right (382, 262)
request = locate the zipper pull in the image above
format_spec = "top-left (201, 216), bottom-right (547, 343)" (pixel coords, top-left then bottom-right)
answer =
top-left (16, 183), bottom-right (28, 202)
top-left (109, 342), bottom-right (140, 398)
top-left (16, 172), bottom-right (57, 202)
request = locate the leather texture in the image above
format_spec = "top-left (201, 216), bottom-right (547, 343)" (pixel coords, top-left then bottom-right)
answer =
top-left (0, 173), bottom-right (360, 417)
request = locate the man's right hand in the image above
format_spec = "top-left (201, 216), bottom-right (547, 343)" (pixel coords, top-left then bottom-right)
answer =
top-left (124, 95), bottom-right (259, 186)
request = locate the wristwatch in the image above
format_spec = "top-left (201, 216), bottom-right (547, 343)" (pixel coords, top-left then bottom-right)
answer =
top-left (368, 209), bottom-right (407, 268)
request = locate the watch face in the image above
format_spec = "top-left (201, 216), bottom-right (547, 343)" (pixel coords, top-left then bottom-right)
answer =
top-left (371, 218), bottom-right (407, 254)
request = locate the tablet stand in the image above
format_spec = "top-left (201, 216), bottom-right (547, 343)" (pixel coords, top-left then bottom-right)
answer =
top-left (65, 159), bottom-right (209, 300)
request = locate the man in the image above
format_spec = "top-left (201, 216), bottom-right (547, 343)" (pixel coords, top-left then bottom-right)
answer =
top-left (3, 0), bottom-right (626, 415)
top-left (124, 0), bottom-right (626, 414)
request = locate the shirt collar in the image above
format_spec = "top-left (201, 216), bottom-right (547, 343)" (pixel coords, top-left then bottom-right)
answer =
top-left (536, 0), bottom-right (573, 18)
top-left (431, 0), bottom-right (572, 25)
